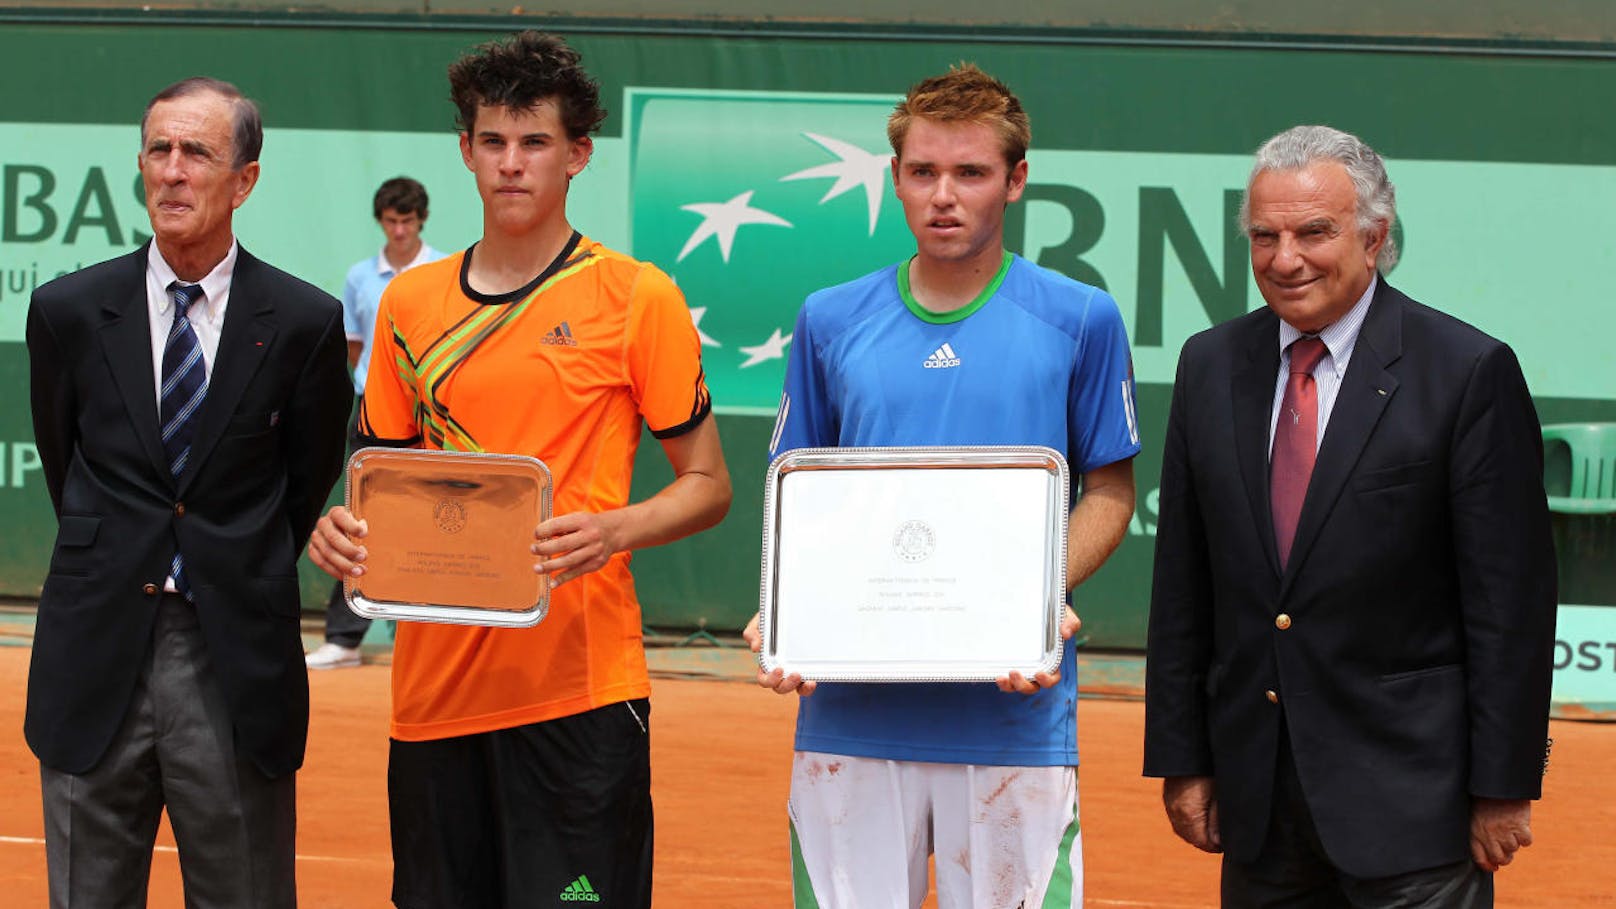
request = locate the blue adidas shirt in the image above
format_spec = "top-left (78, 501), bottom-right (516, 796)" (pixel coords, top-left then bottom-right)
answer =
top-left (769, 252), bottom-right (1140, 766)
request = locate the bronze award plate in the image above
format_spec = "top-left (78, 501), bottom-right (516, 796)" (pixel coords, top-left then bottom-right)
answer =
top-left (344, 448), bottom-right (552, 627)
top-left (758, 446), bottom-right (1070, 682)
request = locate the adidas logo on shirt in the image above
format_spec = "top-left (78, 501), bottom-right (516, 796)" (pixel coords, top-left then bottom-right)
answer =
top-left (559, 874), bottom-right (602, 902)
top-left (541, 321), bottom-right (579, 347)
top-left (923, 342), bottom-right (961, 369)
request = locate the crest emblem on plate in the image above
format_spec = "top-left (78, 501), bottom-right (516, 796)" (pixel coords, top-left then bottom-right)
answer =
top-left (892, 519), bottom-right (935, 563)
top-left (433, 499), bottom-right (467, 534)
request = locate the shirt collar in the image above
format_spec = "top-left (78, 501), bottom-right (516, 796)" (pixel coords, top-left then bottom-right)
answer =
top-left (1277, 274), bottom-right (1377, 375)
top-left (149, 239), bottom-right (238, 322)
top-left (376, 242), bottom-right (436, 277)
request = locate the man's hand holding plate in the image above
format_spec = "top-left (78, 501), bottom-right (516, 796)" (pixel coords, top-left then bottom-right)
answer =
top-left (996, 608), bottom-right (1081, 694)
top-left (744, 614), bottom-right (816, 696)
top-left (533, 510), bottom-right (625, 589)
top-left (309, 505), bottom-right (368, 580)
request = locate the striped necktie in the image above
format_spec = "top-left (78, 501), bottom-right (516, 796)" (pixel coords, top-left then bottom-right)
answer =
top-left (161, 281), bottom-right (208, 598)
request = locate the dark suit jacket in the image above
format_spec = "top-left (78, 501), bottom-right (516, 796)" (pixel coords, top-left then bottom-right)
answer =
top-left (25, 242), bottom-right (351, 778)
top-left (1143, 279), bottom-right (1556, 878)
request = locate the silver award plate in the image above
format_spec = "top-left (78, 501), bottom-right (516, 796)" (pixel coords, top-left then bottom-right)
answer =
top-left (344, 448), bottom-right (552, 627)
top-left (759, 446), bottom-right (1070, 681)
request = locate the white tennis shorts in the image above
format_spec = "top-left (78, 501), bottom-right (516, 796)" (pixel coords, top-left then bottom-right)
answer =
top-left (788, 751), bottom-right (1082, 908)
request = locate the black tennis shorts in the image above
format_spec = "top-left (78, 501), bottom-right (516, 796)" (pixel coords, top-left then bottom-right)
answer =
top-left (388, 698), bottom-right (653, 909)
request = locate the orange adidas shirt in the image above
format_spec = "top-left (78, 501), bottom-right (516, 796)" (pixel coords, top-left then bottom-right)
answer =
top-left (359, 237), bottom-right (711, 741)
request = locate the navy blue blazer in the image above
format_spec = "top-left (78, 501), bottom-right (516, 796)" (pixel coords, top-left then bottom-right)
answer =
top-left (1144, 278), bottom-right (1556, 877)
top-left (26, 242), bottom-right (351, 777)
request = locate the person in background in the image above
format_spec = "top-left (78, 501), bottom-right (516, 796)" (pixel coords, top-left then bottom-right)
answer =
top-left (306, 176), bottom-right (443, 670)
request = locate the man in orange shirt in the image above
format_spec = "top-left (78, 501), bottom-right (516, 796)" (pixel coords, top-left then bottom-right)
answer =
top-left (308, 31), bottom-right (731, 908)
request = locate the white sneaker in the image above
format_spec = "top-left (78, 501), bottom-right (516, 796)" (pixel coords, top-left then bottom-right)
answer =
top-left (305, 642), bottom-right (362, 670)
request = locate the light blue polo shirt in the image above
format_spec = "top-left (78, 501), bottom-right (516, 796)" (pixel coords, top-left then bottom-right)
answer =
top-left (342, 243), bottom-right (443, 393)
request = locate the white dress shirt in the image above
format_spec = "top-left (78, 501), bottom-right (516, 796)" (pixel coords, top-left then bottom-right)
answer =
top-left (1268, 276), bottom-right (1377, 456)
top-left (146, 240), bottom-right (238, 408)
top-left (146, 240), bottom-right (238, 590)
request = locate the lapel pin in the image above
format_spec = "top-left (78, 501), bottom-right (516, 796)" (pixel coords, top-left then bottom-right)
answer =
top-left (1376, 388), bottom-right (1387, 396)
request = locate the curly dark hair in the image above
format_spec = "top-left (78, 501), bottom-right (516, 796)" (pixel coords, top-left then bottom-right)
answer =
top-left (448, 31), bottom-right (607, 139)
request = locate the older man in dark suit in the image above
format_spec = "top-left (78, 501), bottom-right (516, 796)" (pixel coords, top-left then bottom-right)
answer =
top-left (25, 77), bottom-right (350, 908)
top-left (1144, 125), bottom-right (1556, 907)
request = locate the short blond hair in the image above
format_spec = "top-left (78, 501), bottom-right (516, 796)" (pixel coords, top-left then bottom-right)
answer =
top-left (887, 63), bottom-right (1031, 167)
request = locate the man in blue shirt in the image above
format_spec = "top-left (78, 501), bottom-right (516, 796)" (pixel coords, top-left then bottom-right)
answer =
top-left (306, 176), bottom-right (444, 669)
top-left (746, 64), bottom-right (1140, 907)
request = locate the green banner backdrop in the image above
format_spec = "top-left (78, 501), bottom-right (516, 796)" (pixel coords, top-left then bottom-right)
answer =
top-left (2, 18), bottom-right (1614, 647)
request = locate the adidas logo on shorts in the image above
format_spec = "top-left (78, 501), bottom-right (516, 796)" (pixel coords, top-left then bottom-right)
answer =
top-left (923, 342), bottom-right (961, 369)
top-left (559, 874), bottom-right (602, 902)
top-left (541, 321), bottom-right (579, 347)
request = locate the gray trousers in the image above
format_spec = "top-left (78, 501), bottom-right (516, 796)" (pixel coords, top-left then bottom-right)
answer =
top-left (41, 594), bottom-right (297, 909)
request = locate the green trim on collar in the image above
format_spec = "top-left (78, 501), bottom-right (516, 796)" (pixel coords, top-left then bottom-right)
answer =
top-left (898, 250), bottom-right (1013, 324)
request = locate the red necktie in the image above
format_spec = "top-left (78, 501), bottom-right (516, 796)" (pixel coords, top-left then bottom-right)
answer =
top-left (1271, 337), bottom-right (1328, 570)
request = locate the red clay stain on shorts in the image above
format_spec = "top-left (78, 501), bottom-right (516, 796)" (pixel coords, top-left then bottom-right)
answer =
top-left (826, 761), bottom-right (842, 776)
top-left (991, 844), bottom-right (1026, 906)
top-left (803, 759), bottom-right (824, 781)
top-left (983, 771), bottom-right (1022, 806)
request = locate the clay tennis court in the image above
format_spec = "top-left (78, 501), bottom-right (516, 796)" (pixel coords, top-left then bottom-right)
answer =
top-left (1, 629), bottom-right (1612, 907)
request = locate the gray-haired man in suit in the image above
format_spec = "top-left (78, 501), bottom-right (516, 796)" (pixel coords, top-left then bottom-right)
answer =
top-left (1145, 125), bottom-right (1556, 908)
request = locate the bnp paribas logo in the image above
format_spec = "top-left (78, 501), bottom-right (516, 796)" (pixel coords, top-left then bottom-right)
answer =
top-left (627, 89), bottom-right (918, 412)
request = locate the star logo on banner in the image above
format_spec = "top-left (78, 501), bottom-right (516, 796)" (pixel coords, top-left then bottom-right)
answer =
top-left (738, 328), bottom-right (792, 368)
top-left (677, 190), bottom-right (792, 263)
top-left (689, 306), bottom-right (720, 347)
top-left (781, 132), bottom-right (891, 236)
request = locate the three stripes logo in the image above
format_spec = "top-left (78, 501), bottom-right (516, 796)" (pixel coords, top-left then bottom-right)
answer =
top-left (541, 321), bottom-right (579, 347)
top-left (559, 874), bottom-right (602, 902)
top-left (923, 342), bottom-right (961, 369)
